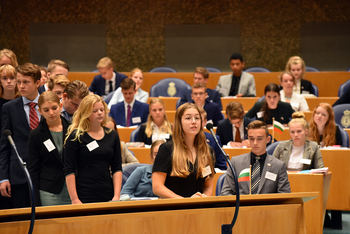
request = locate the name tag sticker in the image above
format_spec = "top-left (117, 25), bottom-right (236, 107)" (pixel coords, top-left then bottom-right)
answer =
top-left (300, 158), bottom-right (311, 165)
top-left (265, 171), bottom-right (277, 181)
top-left (132, 117), bottom-right (141, 123)
top-left (257, 111), bottom-right (264, 118)
top-left (202, 165), bottom-right (212, 177)
top-left (43, 139), bottom-right (56, 152)
top-left (87, 140), bottom-right (99, 152)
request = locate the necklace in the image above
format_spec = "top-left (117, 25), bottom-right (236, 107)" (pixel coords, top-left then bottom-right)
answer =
top-left (285, 96), bottom-right (292, 100)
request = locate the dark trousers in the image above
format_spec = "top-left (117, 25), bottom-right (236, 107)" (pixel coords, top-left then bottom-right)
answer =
top-left (0, 195), bottom-right (13, 209)
top-left (11, 183), bottom-right (30, 208)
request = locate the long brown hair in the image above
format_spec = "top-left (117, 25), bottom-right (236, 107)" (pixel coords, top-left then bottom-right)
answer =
top-left (261, 83), bottom-right (280, 121)
top-left (0, 65), bottom-right (19, 98)
top-left (308, 103), bottom-right (336, 146)
top-left (171, 103), bottom-right (214, 178)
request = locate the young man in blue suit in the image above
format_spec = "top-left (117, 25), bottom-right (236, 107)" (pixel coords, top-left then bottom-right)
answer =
top-left (178, 67), bottom-right (222, 110)
top-left (0, 63), bottom-right (42, 208)
top-left (89, 57), bottom-right (127, 97)
top-left (221, 120), bottom-right (290, 195)
top-left (109, 78), bottom-right (149, 127)
top-left (191, 83), bottom-right (223, 126)
top-left (216, 101), bottom-right (252, 147)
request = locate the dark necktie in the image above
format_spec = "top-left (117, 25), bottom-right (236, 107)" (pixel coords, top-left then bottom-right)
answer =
top-left (109, 80), bottom-right (113, 93)
top-left (28, 102), bottom-right (39, 130)
top-left (235, 126), bottom-right (241, 142)
top-left (251, 156), bottom-right (261, 194)
top-left (126, 105), bottom-right (131, 127)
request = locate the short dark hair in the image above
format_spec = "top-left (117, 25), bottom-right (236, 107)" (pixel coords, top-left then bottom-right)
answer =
top-left (16, 63), bottom-right (41, 82)
top-left (247, 120), bottom-right (269, 137)
top-left (120, 78), bottom-right (136, 90)
top-left (230, 53), bottom-right (243, 63)
top-left (226, 102), bottom-right (244, 120)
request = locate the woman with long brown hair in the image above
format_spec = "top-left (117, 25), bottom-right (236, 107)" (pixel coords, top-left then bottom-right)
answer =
top-left (152, 103), bottom-right (215, 198)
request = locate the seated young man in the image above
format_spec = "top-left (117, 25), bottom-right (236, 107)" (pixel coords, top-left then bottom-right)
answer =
top-left (89, 57), bottom-right (127, 96)
top-left (178, 67), bottom-right (222, 110)
top-left (216, 53), bottom-right (256, 97)
top-left (61, 80), bottom-right (89, 121)
top-left (0, 63), bottom-right (42, 208)
top-left (221, 120), bottom-right (291, 195)
top-left (198, 108), bottom-right (227, 170)
top-left (216, 102), bottom-right (251, 147)
top-left (39, 60), bottom-right (69, 94)
top-left (191, 83), bottom-right (223, 126)
top-left (109, 78), bottom-right (149, 127)
top-left (48, 74), bottom-right (70, 99)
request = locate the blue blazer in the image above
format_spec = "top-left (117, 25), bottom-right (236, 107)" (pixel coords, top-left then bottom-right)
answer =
top-left (179, 88), bottom-right (222, 110)
top-left (109, 100), bottom-right (149, 127)
top-left (204, 100), bottom-right (223, 126)
top-left (216, 117), bottom-right (252, 146)
top-left (89, 71), bottom-right (127, 96)
top-left (38, 85), bottom-right (46, 94)
top-left (204, 132), bottom-right (227, 170)
top-left (0, 97), bottom-right (38, 185)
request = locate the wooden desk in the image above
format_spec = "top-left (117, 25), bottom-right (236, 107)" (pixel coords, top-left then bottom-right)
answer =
top-left (305, 97), bottom-right (339, 110)
top-left (0, 193), bottom-right (316, 234)
top-left (68, 72), bottom-right (350, 98)
top-left (116, 127), bottom-right (137, 142)
top-left (129, 148), bottom-right (152, 164)
top-left (221, 97), bottom-right (259, 111)
top-left (288, 173), bottom-right (331, 234)
top-left (148, 97), bottom-right (179, 111)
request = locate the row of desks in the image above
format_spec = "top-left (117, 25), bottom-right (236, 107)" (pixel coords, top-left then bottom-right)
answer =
top-left (68, 71), bottom-right (350, 97)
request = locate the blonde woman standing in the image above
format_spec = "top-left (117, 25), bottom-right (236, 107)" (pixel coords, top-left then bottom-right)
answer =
top-left (64, 95), bottom-right (122, 204)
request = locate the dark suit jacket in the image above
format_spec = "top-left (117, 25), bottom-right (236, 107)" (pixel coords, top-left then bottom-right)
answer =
top-left (179, 88), bottom-right (222, 110)
top-left (136, 123), bottom-right (173, 145)
top-left (204, 100), bottom-right (223, 126)
top-left (204, 132), bottom-right (227, 170)
top-left (109, 100), bottom-right (149, 127)
top-left (216, 117), bottom-right (252, 146)
top-left (88, 71), bottom-right (127, 96)
top-left (38, 85), bottom-right (46, 94)
top-left (300, 79), bottom-right (314, 95)
top-left (28, 116), bottom-right (70, 206)
top-left (0, 97), bottom-right (36, 185)
top-left (221, 153), bottom-right (291, 195)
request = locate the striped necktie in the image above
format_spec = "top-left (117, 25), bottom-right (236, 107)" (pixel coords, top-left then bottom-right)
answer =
top-left (251, 156), bottom-right (261, 194)
top-left (28, 102), bottom-right (39, 130)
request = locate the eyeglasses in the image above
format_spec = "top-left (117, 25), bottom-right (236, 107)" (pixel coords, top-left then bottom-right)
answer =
top-left (182, 116), bottom-right (201, 122)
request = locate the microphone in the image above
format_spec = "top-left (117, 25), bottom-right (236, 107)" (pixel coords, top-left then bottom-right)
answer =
top-left (205, 123), bottom-right (240, 234)
top-left (3, 129), bottom-right (36, 234)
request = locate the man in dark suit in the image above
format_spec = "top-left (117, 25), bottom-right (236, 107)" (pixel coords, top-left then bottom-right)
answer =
top-left (216, 101), bottom-right (251, 147)
top-left (178, 67), bottom-right (222, 110)
top-left (60, 80), bottom-right (89, 121)
top-left (0, 63), bottom-right (42, 208)
top-left (191, 83), bottom-right (223, 126)
top-left (38, 60), bottom-right (69, 94)
top-left (89, 57), bottom-right (127, 97)
top-left (109, 78), bottom-right (149, 127)
top-left (198, 108), bottom-right (227, 170)
top-left (221, 120), bottom-right (291, 195)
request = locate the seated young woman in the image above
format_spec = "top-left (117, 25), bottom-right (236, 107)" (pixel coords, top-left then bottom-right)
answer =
top-left (120, 140), bottom-right (165, 198)
top-left (273, 112), bottom-right (324, 171)
top-left (285, 56), bottom-right (315, 95)
top-left (245, 83), bottom-right (295, 125)
top-left (279, 71), bottom-right (309, 111)
top-left (136, 98), bottom-right (172, 145)
top-left (152, 103), bottom-right (215, 198)
top-left (308, 103), bottom-right (343, 147)
top-left (107, 68), bottom-right (149, 108)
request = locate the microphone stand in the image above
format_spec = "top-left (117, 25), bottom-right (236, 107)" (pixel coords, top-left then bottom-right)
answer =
top-left (7, 136), bottom-right (35, 234)
top-left (207, 126), bottom-right (240, 234)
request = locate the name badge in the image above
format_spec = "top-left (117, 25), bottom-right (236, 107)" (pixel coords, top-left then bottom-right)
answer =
top-left (43, 139), bottom-right (56, 152)
top-left (132, 117), bottom-right (141, 123)
top-left (265, 171), bottom-right (277, 181)
top-left (300, 158), bottom-right (311, 165)
top-left (202, 165), bottom-right (212, 177)
top-left (301, 90), bottom-right (310, 94)
top-left (257, 111), bottom-right (264, 118)
top-left (87, 140), bottom-right (99, 152)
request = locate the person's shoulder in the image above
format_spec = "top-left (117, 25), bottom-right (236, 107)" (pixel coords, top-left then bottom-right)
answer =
top-left (305, 140), bottom-right (319, 149)
top-left (242, 71), bottom-right (254, 78)
top-left (135, 100), bottom-right (149, 108)
top-left (114, 71), bottom-right (128, 78)
top-left (219, 73), bottom-right (231, 79)
top-left (301, 78), bottom-right (312, 85)
top-left (207, 88), bottom-right (220, 95)
top-left (3, 96), bottom-right (21, 108)
top-left (268, 154), bottom-right (285, 164)
top-left (93, 73), bottom-right (103, 80)
top-left (218, 118), bottom-right (230, 127)
top-left (279, 101), bottom-right (292, 108)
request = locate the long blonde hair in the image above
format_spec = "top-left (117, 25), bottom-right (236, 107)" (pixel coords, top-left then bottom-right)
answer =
top-left (285, 56), bottom-right (306, 79)
top-left (308, 103), bottom-right (336, 146)
top-left (145, 98), bottom-right (172, 138)
top-left (171, 103), bottom-right (214, 178)
top-left (65, 95), bottom-right (111, 143)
